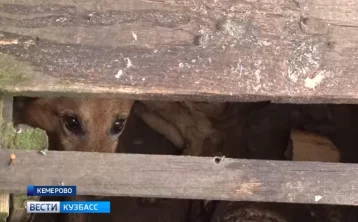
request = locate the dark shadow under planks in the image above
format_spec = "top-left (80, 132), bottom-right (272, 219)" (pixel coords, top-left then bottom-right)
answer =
top-left (1, 149), bottom-right (358, 206)
top-left (211, 201), bottom-right (320, 222)
top-left (0, 0), bottom-right (358, 103)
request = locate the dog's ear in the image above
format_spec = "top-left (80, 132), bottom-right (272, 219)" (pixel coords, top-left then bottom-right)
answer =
top-left (13, 96), bottom-right (37, 125)
top-left (13, 96), bottom-right (58, 132)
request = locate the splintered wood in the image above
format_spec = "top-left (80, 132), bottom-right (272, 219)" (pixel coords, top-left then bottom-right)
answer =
top-left (0, 0), bottom-right (357, 103)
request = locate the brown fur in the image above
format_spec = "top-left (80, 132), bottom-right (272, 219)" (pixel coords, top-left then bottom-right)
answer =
top-left (289, 129), bottom-right (340, 162)
top-left (21, 96), bottom-right (134, 153)
top-left (19, 96), bottom-right (134, 222)
top-left (135, 101), bottom-right (229, 156)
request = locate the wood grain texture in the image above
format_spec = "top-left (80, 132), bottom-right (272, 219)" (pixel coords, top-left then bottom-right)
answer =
top-left (0, 96), bottom-right (10, 221)
top-left (0, 193), bottom-right (9, 221)
top-left (0, 0), bottom-right (357, 102)
top-left (1, 95), bottom-right (13, 122)
top-left (0, 149), bottom-right (358, 206)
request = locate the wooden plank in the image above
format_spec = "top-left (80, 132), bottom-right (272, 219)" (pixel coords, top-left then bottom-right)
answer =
top-left (0, 93), bottom-right (48, 222)
top-left (0, 149), bottom-right (358, 206)
top-left (0, 95), bottom-right (12, 222)
top-left (1, 95), bottom-right (12, 122)
top-left (0, 0), bottom-right (357, 103)
top-left (0, 194), bottom-right (9, 222)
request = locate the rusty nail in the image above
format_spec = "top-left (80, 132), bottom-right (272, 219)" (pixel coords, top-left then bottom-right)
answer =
top-left (8, 153), bottom-right (16, 166)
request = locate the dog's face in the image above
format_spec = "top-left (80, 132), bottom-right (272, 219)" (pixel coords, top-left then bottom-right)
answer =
top-left (20, 96), bottom-right (134, 152)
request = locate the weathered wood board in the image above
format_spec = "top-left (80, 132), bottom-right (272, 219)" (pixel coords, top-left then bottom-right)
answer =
top-left (1, 149), bottom-right (358, 206)
top-left (0, 193), bottom-right (9, 222)
top-left (0, 94), bottom-right (48, 222)
top-left (0, 0), bottom-right (357, 103)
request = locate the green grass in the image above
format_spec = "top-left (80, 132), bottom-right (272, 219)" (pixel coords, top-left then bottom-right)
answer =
top-left (0, 94), bottom-right (48, 151)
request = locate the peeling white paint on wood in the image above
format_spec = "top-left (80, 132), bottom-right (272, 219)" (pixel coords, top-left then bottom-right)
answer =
top-left (314, 195), bottom-right (323, 202)
top-left (125, 57), bottom-right (133, 68)
top-left (304, 71), bottom-right (325, 89)
top-left (115, 69), bottom-right (124, 79)
top-left (132, 31), bottom-right (138, 41)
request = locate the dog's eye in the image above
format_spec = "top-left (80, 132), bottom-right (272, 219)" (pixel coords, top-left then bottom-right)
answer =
top-left (62, 114), bottom-right (83, 135)
top-left (110, 118), bottom-right (126, 135)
